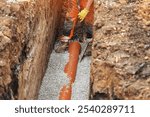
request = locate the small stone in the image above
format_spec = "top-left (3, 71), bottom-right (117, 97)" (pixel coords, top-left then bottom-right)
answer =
top-left (144, 56), bottom-right (149, 60)
top-left (0, 60), bottom-right (7, 67)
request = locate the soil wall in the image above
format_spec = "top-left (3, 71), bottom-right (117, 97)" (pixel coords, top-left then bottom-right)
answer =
top-left (0, 0), bottom-right (62, 99)
top-left (91, 0), bottom-right (150, 100)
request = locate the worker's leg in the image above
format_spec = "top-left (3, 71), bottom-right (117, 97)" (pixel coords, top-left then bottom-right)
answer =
top-left (63, 19), bottom-right (73, 36)
top-left (55, 0), bottom-right (79, 53)
top-left (55, 19), bottom-right (71, 53)
top-left (65, 0), bottom-right (79, 39)
top-left (79, 0), bottom-right (94, 39)
top-left (85, 23), bottom-right (93, 38)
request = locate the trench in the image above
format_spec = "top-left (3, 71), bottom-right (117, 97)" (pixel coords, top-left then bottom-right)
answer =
top-left (34, 2), bottom-right (94, 100)
top-left (36, 1), bottom-right (93, 100)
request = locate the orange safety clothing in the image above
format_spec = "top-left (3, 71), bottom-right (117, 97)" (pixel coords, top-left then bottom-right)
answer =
top-left (65, 0), bottom-right (94, 38)
top-left (67, 0), bottom-right (94, 24)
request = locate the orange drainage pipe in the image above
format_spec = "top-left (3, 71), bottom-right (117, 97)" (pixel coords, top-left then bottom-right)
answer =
top-left (64, 41), bottom-right (81, 83)
top-left (59, 41), bottom-right (81, 100)
top-left (59, 84), bottom-right (72, 100)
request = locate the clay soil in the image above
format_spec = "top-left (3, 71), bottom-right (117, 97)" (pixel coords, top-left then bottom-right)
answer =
top-left (91, 0), bottom-right (150, 100)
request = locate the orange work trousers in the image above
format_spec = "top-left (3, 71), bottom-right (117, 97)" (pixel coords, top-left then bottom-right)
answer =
top-left (65, 0), bottom-right (94, 38)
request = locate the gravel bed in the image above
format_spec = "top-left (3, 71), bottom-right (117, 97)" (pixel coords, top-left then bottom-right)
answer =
top-left (72, 56), bottom-right (91, 100)
top-left (38, 50), bottom-right (91, 100)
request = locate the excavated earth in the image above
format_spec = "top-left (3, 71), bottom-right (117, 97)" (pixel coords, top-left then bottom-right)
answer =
top-left (0, 0), bottom-right (62, 99)
top-left (1, 0), bottom-right (150, 100)
top-left (91, 0), bottom-right (150, 100)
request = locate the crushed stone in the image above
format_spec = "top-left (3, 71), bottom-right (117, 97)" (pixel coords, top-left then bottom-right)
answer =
top-left (38, 50), bottom-right (91, 100)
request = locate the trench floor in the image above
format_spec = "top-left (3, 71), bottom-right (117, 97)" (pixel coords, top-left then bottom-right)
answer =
top-left (38, 48), bottom-right (91, 100)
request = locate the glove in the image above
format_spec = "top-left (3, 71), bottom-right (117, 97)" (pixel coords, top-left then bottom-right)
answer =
top-left (78, 8), bottom-right (89, 22)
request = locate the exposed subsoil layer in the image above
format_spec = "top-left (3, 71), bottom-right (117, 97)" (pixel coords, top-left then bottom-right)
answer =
top-left (38, 50), bottom-right (91, 100)
top-left (0, 0), bottom-right (62, 99)
top-left (91, 0), bottom-right (150, 100)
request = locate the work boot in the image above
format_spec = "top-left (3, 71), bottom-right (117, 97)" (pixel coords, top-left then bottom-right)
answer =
top-left (55, 42), bottom-right (68, 53)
